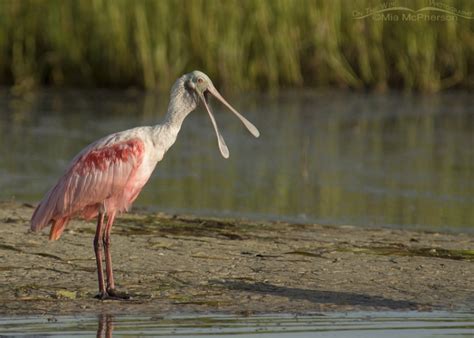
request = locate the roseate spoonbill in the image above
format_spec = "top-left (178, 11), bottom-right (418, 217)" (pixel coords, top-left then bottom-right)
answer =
top-left (30, 71), bottom-right (259, 300)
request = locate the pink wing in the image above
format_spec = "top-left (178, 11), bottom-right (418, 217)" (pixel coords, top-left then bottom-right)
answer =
top-left (31, 137), bottom-right (145, 239)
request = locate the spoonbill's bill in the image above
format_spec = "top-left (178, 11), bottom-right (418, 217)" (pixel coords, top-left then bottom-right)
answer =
top-left (30, 71), bottom-right (259, 299)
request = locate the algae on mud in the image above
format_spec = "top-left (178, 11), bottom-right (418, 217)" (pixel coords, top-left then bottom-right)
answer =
top-left (0, 201), bottom-right (473, 315)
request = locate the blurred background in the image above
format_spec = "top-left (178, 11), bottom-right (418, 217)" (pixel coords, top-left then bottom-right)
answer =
top-left (0, 0), bottom-right (473, 232)
top-left (1, 0), bottom-right (473, 92)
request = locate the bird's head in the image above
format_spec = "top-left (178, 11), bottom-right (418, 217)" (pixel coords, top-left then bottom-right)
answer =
top-left (182, 70), bottom-right (260, 158)
top-left (184, 70), bottom-right (213, 100)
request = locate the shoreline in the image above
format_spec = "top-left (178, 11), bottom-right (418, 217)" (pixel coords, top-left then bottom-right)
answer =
top-left (0, 201), bottom-right (473, 316)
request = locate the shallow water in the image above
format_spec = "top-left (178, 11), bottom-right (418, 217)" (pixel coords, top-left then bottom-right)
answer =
top-left (0, 312), bottom-right (473, 337)
top-left (0, 90), bottom-right (472, 232)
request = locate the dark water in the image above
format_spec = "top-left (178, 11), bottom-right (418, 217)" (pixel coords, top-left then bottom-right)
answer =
top-left (0, 312), bottom-right (473, 337)
top-left (0, 90), bottom-right (472, 232)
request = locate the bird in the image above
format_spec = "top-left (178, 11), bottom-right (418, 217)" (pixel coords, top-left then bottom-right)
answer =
top-left (30, 70), bottom-right (260, 300)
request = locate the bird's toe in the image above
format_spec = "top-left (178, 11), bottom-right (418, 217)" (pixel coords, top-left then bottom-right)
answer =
top-left (94, 289), bottom-right (130, 301)
top-left (106, 288), bottom-right (131, 300)
top-left (94, 291), bottom-right (109, 300)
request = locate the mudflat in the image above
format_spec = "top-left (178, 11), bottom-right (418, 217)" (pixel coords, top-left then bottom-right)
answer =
top-left (0, 201), bottom-right (473, 315)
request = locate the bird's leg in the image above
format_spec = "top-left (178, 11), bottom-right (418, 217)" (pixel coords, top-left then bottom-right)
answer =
top-left (103, 212), bottom-right (115, 291)
top-left (103, 212), bottom-right (130, 300)
top-left (93, 212), bottom-right (107, 299)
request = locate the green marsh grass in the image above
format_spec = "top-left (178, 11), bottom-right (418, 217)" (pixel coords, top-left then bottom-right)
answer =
top-left (0, 0), bottom-right (473, 92)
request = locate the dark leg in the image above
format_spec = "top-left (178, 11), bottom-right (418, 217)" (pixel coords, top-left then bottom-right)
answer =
top-left (94, 212), bottom-right (106, 299)
top-left (103, 212), bottom-right (129, 299)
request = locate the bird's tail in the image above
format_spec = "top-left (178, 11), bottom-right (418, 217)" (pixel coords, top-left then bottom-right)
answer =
top-left (31, 198), bottom-right (70, 241)
top-left (49, 217), bottom-right (69, 240)
top-left (30, 185), bottom-right (65, 240)
top-left (31, 199), bottom-right (52, 232)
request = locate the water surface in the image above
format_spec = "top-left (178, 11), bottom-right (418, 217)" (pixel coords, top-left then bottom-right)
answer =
top-left (0, 312), bottom-right (473, 337)
top-left (0, 90), bottom-right (472, 232)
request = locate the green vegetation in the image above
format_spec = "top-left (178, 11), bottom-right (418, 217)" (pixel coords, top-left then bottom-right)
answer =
top-left (0, 0), bottom-right (473, 92)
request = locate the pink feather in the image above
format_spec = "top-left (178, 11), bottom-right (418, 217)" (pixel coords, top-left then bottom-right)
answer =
top-left (31, 137), bottom-right (145, 240)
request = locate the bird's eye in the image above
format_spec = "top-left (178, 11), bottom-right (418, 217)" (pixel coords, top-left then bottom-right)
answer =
top-left (197, 78), bottom-right (203, 84)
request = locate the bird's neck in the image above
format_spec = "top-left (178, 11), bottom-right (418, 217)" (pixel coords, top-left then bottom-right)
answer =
top-left (158, 105), bottom-right (190, 143)
top-left (152, 82), bottom-right (197, 154)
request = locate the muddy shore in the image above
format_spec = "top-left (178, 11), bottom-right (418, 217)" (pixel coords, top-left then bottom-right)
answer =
top-left (0, 201), bottom-right (473, 316)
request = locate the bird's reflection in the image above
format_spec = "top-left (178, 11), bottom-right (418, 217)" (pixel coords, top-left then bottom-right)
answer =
top-left (97, 313), bottom-right (114, 338)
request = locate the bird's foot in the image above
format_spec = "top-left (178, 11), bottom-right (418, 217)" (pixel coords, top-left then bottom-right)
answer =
top-left (95, 289), bottom-right (130, 300)
top-left (107, 288), bottom-right (131, 300)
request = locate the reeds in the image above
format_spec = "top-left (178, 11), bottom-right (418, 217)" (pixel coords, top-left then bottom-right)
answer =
top-left (0, 0), bottom-right (472, 92)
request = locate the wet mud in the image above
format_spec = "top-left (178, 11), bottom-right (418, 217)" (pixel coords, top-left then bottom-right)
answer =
top-left (0, 201), bottom-right (473, 315)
